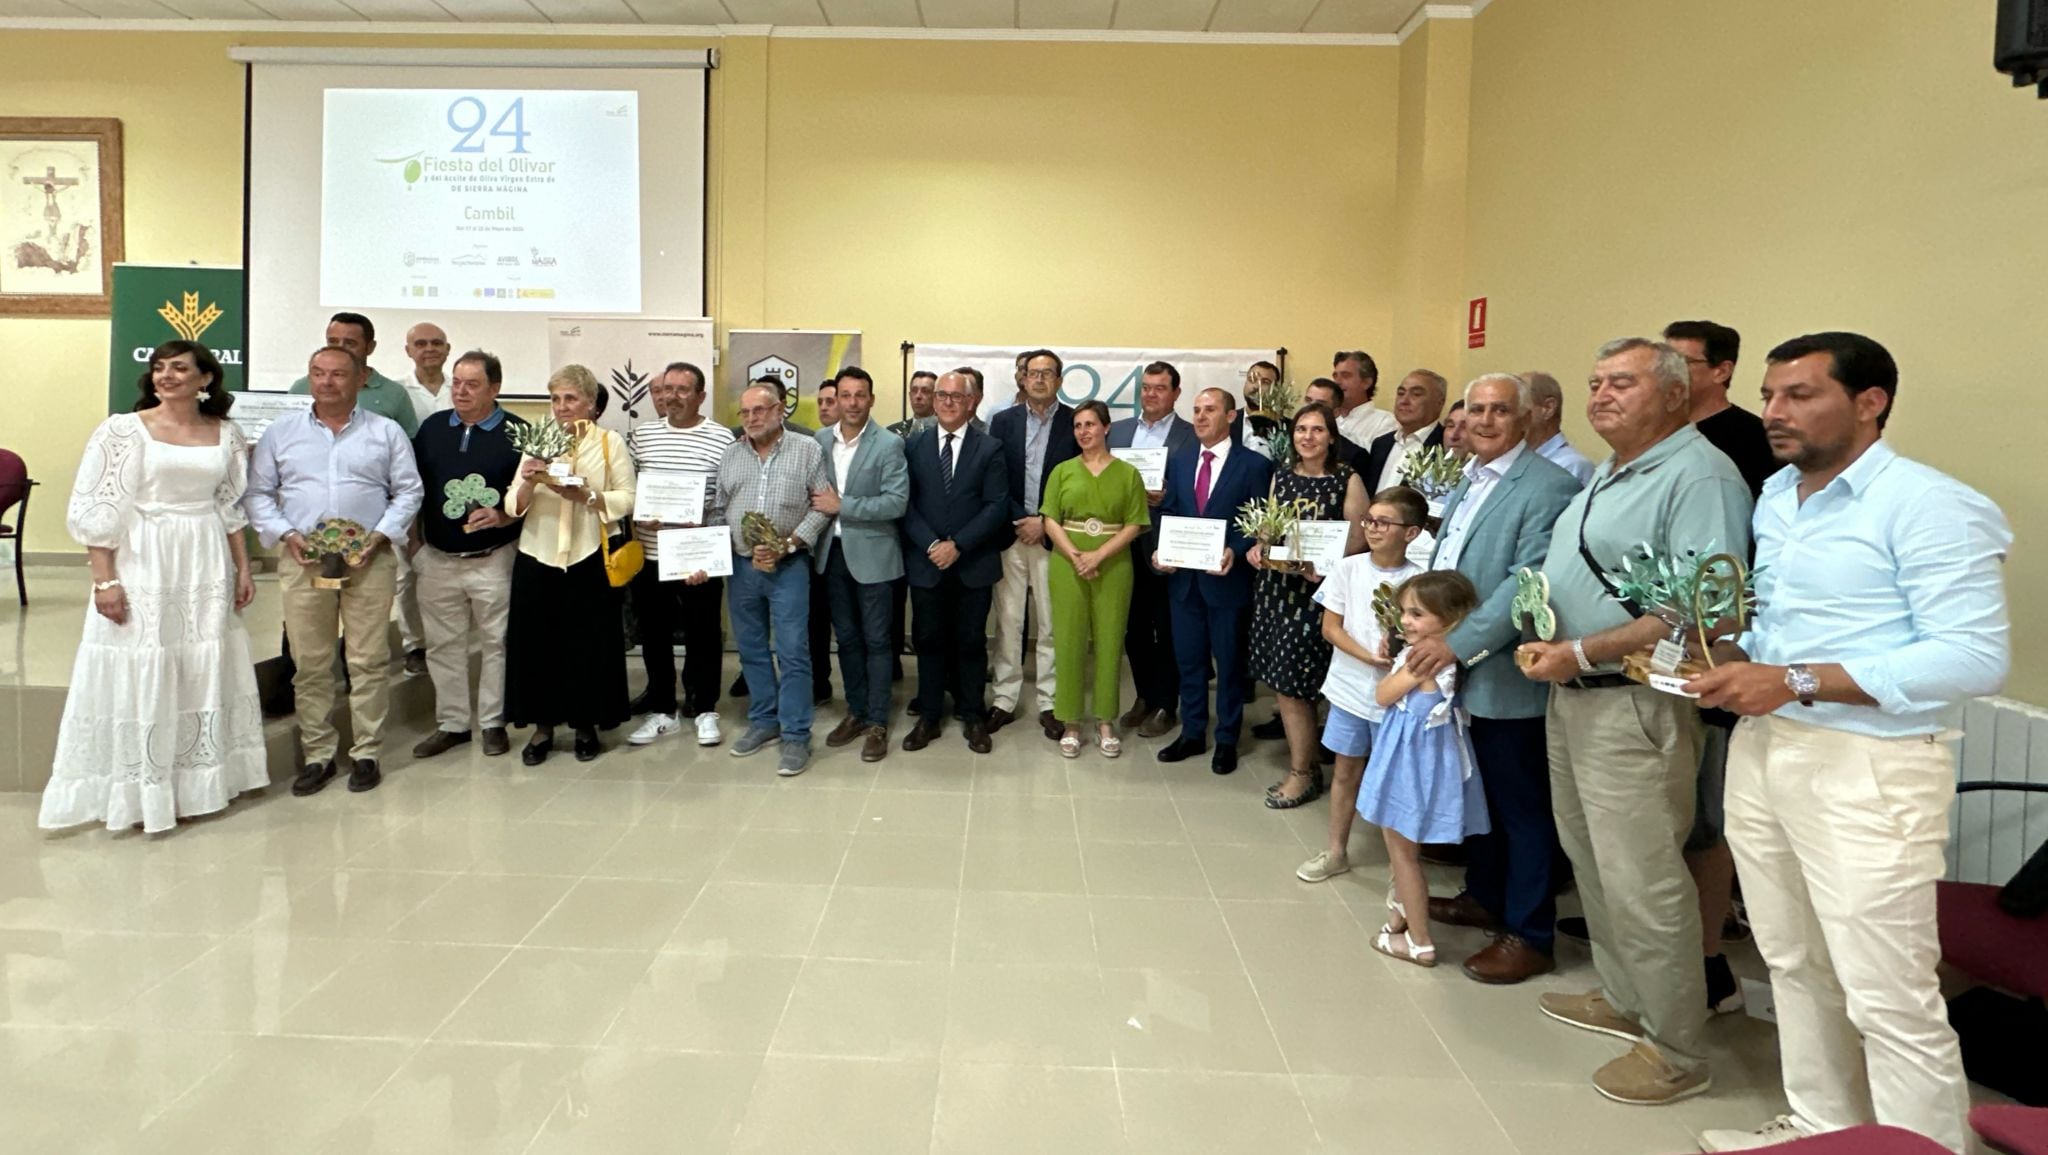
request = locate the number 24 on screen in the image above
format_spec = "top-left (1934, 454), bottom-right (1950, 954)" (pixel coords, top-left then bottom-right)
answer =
top-left (447, 96), bottom-right (531, 154)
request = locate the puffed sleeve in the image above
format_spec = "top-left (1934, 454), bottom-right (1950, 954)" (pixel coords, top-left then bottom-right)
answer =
top-left (214, 420), bottom-right (251, 533)
top-left (67, 414), bottom-right (144, 549)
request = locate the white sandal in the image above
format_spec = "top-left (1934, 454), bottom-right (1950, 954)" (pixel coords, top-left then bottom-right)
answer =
top-left (1098, 729), bottom-right (1122, 758)
top-left (1059, 732), bottom-right (1082, 759)
top-left (1373, 927), bottom-right (1438, 967)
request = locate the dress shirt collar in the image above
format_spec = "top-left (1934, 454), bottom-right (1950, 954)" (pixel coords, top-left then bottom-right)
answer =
top-left (1195, 436), bottom-right (1232, 472)
top-left (1596, 422), bottom-right (1701, 481)
top-left (1536, 431), bottom-right (1569, 456)
top-left (1768, 438), bottom-right (1896, 502)
top-left (1467, 440), bottom-right (1524, 483)
top-left (1137, 411), bottom-right (1175, 436)
top-left (1397, 421), bottom-right (1439, 446)
top-left (447, 406), bottom-right (506, 431)
top-left (832, 419), bottom-right (868, 447)
top-left (308, 405), bottom-right (364, 432)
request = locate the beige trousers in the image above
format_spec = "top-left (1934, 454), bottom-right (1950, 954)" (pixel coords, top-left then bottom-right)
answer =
top-left (393, 543), bottom-right (425, 652)
top-left (1724, 713), bottom-right (1970, 1153)
top-left (1548, 683), bottom-right (1709, 1072)
top-left (990, 541), bottom-right (1057, 715)
top-left (281, 550), bottom-right (398, 763)
top-left (415, 544), bottom-right (515, 734)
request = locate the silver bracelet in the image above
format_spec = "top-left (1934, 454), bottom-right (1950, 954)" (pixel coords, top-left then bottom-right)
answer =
top-left (1571, 638), bottom-right (1594, 674)
top-left (92, 578), bottom-right (122, 592)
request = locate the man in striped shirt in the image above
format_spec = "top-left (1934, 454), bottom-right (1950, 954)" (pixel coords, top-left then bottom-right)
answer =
top-left (625, 362), bottom-right (736, 749)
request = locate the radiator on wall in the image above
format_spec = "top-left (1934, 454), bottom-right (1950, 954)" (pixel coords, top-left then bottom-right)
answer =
top-left (1950, 696), bottom-right (2048, 885)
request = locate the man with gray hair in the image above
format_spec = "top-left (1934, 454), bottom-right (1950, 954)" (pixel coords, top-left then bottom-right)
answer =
top-left (1410, 373), bottom-right (1581, 984)
top-left (1363, 368), bottom-right (1449, 494)
top-left (1512, 338), bottom-right (1753, 1106)
top-left (1524, 371), bottom-right (1594, 485)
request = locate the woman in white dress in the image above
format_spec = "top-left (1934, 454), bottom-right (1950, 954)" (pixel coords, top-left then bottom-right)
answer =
top-left (40, 341), bottom-right (269, 833)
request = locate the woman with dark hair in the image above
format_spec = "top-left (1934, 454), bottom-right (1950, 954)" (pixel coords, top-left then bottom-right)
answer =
top-left (41, 341), bottom-right (267, 833)
top-left (1040, 399), bottom-right (1149, 758)
top-left (1247, 401), bottom-right (1371, 809)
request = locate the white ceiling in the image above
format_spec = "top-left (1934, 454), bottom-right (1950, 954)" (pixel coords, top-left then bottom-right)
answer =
top-left (0, 0), bottom-right (1447, 37)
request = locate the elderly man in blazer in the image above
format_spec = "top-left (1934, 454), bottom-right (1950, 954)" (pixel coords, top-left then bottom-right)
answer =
top-left (986, 349), bottom-right (1079, 740)
top-left (1403, 373), bottom-right (1583, 984)
top-left (1107, 361), bottom-right (1197, 738)
top-left (1362, 369), bottom-right (1449, 494)
top-left (812, 368), bottom-right (910, 762)
top-left (901, 371), bottom-right (1012, 754)
top-left (1153, 387), bottom-right (1274, 776)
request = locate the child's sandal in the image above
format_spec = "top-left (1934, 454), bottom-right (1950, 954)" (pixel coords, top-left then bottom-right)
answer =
top-left (1373, 927), bottom-right (1438, 968)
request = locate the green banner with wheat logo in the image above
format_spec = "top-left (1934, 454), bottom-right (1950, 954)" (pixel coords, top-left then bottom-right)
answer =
top-left (106, 263), bottom-right (244, 413)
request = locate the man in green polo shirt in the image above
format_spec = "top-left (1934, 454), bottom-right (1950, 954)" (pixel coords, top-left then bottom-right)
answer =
top-left (1515, 337), bottom-right (1753, 1107)
top-left (287, 311), bottom-right (420, 437)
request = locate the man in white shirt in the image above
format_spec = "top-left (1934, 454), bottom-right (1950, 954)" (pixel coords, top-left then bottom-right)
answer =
top-left (1524, 370), bottom-right (1595, 486)
top-left (1332, 349), bottom-right (1398, 448)
top-left (1363, 369), bottom-right (1448, 493)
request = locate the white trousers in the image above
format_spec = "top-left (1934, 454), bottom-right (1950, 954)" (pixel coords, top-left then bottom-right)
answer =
top-left (1724, 713), bottom-right (1970, 1154)
top-left (415, 545), bottom-right (515, 733)
top-left (394, 542), bottom-right (425, 652)
top-left (989, 542), bottom-right (1056, 715)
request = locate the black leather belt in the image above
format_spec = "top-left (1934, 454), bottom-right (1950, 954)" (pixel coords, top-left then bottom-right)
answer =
top-left (1565, 673), bottom-right (1636, 691)
top-left (439, 544), bottom-right (503, 560)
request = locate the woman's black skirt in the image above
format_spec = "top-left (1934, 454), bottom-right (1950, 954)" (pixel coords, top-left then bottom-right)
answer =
top-left (504, 550), bottom-right (630, 730)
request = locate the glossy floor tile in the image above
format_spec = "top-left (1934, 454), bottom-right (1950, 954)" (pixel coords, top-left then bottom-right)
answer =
top-left (2, 649), bottom-right (1826, 1154)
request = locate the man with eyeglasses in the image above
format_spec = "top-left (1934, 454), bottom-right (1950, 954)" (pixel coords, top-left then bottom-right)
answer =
top-left (1404, 373), bottom-right (1581, 986)
top-left (901, 371), bottom-right (1011, 753)
top-left (986, 349), bottom-right (1078, 740)
top-left (1513, 338), bottom-right (1753, 1107)
top-left (1664, 321), bottom-right (1776, 498)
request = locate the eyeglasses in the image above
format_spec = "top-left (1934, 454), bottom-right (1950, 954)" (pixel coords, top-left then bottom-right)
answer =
top-left (737, 404), bottom-right (780, 417)
top-left (934, 391), bottom-right (969, 402)
top-left (1362, 517), bottom-right (1415, 531)
top-left (1023, 369), bottom-right (1059, 382)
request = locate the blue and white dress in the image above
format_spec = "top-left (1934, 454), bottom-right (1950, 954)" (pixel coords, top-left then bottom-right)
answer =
top-left (1355, 659), bottom-right (1490, 845)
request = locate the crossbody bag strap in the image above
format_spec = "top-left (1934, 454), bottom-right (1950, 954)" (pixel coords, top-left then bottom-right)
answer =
top-left (1575, 475), bottom-right (1644, 618)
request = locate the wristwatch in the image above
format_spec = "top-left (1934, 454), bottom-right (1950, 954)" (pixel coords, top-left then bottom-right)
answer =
top-left (92, 578), bottom-right (122, 592)
top-left (1784, 663), bottom-right (1819, 707)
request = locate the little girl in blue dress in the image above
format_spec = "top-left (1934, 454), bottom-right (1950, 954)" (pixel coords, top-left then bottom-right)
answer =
top-left (1357, 569), bottom-right (1490, 967)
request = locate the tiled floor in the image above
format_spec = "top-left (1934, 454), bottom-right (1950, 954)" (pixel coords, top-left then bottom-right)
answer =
top-left (2, 645), bottom-right (1800, 1153)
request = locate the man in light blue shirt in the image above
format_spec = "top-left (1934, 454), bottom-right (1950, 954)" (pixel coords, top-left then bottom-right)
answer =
top-left (1523, 371), bottom-right (1595, 486)
top-left (285, 311), bottom-right (421, 437)
top-left (246, 345), bottom-right (423, 799)
top-left (1689, 333), bottom-right (2009, 1155)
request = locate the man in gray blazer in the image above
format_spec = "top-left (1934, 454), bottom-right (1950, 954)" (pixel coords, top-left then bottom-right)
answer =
top-left (1405, 373), bottom-right (1583, 984)
top-left (1107, 361), bottom-right (1197, 737)
top-left (812, 368), bottom-right (910, 762)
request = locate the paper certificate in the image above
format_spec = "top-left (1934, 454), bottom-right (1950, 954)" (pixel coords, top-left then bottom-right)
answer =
top-left (1155, 516), bottom-right (1228, 571)
top-left (635, 470), bottom-right (708, 525)
top-left (1267, 520), bottom-right (1350, 573)
top-left (656, 527), bottom-right (734, 580)
top-left (231, 392), bottom-right (314, 444)
top-left (1110, 447), bottom-right (1169, 490)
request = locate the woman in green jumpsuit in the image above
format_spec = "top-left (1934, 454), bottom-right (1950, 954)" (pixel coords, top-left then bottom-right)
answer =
top-left (1039, 400), bottom-right (1150, 758)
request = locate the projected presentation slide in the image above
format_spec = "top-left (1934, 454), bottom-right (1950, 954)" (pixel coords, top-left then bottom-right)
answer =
top-left (319, 88), bottom-right (642, 314)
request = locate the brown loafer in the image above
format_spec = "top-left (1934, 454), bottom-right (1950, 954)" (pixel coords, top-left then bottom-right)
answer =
top-left (1461, 934), bottom-right (1557, 985)
top-left (1428, 892), bottom-right (1502, 931)
top-left (825, 715), bottom-right (865, 748)
top-left (480, 727), bottom-right (510, 756)
top-left (986, 707), bottom-right (1016, 734)
top-left (902, 718), bottom-right (940, 752)
top-left (411, 729), bottom-right (471, 759)
top-left (1137, 708), bottom-right (1178, 739)
top-left (964, 720), bottom-right (992, 754)
top-left (861, 725), bottom-right (889, 763)
top-left (1038, 710), bottom-right (1063, 741)
top-left (1118, 698), bottom-right (1149, 729)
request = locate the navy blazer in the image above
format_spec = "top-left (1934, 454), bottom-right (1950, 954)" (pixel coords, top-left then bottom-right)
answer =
top-left (1364, 423), bottom-right (1447, 495)
top-left (1107, 413), bottom-right (1195, 554)
top-left (901, 423), bottom-right (1012, 590)
top-left (1156, 439), bottom-right (1273, 610)
top-left (987, 402), bottom-right (1079, 529)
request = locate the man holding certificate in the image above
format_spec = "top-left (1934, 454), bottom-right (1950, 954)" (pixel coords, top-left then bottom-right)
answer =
top-left (625, 362), bottom-right (735, 750)
top-left (1107, 361), bottom-right (1194, 738)
top-left (1153, 387), bottom-right (1273, 775)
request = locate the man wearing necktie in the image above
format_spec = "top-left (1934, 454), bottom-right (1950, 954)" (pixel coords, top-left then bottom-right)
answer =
top-left (1152, 387), bottom-right (1273, 775)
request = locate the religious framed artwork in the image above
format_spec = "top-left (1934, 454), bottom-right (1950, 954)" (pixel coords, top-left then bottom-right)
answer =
top-left (0, 117), bottom-right (124, 317)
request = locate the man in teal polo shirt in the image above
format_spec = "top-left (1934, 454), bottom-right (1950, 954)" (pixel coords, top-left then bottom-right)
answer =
top-left (288, 311), bottom-right (420, 437)
top-left (1515, 337), bottom-right (1753, 1107)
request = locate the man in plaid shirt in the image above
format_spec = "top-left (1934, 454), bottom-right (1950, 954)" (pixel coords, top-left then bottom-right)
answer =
top-left (714, 383), bottom-right (833, 776)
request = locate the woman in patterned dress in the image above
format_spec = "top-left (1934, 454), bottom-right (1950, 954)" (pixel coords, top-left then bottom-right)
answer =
top-left (1246, 402), bottom-right (1371, 809)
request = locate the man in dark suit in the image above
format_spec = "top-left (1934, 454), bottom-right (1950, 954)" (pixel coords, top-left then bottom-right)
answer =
top-left (1362, 368), bottom-right (1449, 494)
top-left (1153, 388), bottom-right (1274, 775)
top-left (901, 371), bottom-right (1012, 753)
top-left (1107, 361), bottom-right (1196, 738)
top-left (985, 349), bottom-right (1079, 740)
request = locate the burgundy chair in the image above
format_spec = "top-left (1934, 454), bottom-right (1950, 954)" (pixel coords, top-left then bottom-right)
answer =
top-left (1973, 1104), bottom-right (2048, 1155)
top-left (0, 448), bottom-right (32, 606)
top-left (1683, 1126), bottom-right (1948, 1153)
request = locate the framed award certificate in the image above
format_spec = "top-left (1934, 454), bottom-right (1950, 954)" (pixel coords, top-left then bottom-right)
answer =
top-left (1155, 516), bottom-right (1228, 571)
top-left (635, 471), bottom-right (708, 525)
top-left (656, 526), bottom-right (734, 580)
top-left (1267, 520), bottom-right (1350, 573)
top-left (1110, 447), bottom-right (1168, 490)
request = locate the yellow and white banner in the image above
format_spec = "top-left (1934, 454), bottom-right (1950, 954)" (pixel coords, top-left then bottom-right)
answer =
top-left (911, 344), bottom-right (1278, 424)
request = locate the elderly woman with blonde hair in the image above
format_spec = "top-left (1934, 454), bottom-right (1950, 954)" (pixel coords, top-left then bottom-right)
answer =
top-left (503, 364), bottom-right (637, 764)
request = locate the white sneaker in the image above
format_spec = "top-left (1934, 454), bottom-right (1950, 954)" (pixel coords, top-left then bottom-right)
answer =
top-left (694, 712), bottom-right (723, 747)
top-left (1699, 1116), bottom-right (1812, 1151)
top-left (627, 713), bottom-right (679, 746)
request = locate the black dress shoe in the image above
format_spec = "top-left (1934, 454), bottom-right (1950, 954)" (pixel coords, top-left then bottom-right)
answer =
top-left (347, 758), bottom-right (382, 792)
top-left (291, 760), bottom-right (336, 796)
top-left (907, 698), bottom-right (923, 716)
top-left (902, 718), bottom-right (941, 751)
top-left (1156, 737), bottom-right (1208, 764)
top-left (411, 729), bottom-right (471, 759)
top-left (481, 727), bottom-right (510, 756)
top-left (963, 720), bottom-right (992, 754)
top-left (986, 707), bottom-right (1016, 734)
top-left (1250, 715), bottom-right (1285, 740)
top-left (1211, 745), bottom-right (1239, 775)
top-left (573, 728), bottom-right (601, 761)
top-left (1038, 710), bottom-right (1063, 741)
top-left (522, 735), bottom-right (554, 766)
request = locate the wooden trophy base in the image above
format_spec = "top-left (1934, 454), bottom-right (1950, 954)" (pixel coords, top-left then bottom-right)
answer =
top-left (1622, 649), bottom-right (1707, 698)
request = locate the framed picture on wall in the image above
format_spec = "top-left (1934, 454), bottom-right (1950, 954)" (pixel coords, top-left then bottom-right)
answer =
top-left (0, 117), bottom-right (124, 317)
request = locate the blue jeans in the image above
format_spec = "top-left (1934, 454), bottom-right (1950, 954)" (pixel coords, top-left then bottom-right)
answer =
top-left (825, 546), bottom-right (894, 728)
top-left (729, 556), bottom-right (814, 746)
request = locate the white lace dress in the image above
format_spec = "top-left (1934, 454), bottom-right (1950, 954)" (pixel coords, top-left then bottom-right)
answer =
top-left (40, 413), bottom-right (269, 833)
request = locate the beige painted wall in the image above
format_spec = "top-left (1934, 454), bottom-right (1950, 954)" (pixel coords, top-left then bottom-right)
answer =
top-left (1463, 0), bottom-right (2046, 701)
